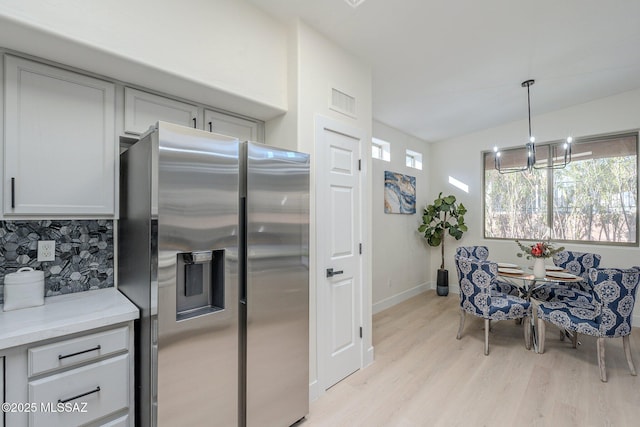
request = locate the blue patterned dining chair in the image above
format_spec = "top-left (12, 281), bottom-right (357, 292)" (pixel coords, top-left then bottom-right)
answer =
top-left (531, 250), bottom-right (602, 303)
top-left (554, 250), bottom-right (602, 293)
top-left (456, 245), bottom-right (489, 261)
top-left (537, 267), bottom-right (640, 382)
top-left (455, 246), bottom-right (519, 296)
top-left (454, 254), bottom-right (531, 355)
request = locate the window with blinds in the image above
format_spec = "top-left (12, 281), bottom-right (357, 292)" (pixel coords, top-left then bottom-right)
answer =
top-left (483, 132), bottom-right (638, 244)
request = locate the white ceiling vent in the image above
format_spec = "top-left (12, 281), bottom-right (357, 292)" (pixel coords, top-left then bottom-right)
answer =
top-left (344, 0), bottom-right (367, 8)
top-left (330, 87), bottom-right (356, 118)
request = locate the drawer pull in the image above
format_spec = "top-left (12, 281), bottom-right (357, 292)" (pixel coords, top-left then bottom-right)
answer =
top-left (58, 386), bottom-right (101, 404)
top-left (58, 345), bottom-right (101, 360)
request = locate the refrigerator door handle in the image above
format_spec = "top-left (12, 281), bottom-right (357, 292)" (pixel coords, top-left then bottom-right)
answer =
top-left (326, 268), bottom-right (344, 278)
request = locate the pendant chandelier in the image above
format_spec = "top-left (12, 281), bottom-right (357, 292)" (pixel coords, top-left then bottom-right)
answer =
top-left (494, 80), bottom-right (573, 174)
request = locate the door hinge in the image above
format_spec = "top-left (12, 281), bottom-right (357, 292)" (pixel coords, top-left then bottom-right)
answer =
top-left (359, 326), bottom-right (363, 338)
top-left (358, 159), bottom-right (361, 171)
top-left (359, 243), bottom-right (362, 254)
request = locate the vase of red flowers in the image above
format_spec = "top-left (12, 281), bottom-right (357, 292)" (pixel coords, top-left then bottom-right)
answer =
top-left (516, 240), bottom-right (565, 279)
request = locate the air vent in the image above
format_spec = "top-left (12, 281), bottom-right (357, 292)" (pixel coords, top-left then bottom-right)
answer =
top-left (344, 0), bottom-right (367, 8)
top-left (330, 87), bottom-right (356, 118)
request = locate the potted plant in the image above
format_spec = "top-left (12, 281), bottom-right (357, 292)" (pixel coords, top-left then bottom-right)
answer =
top-left (418, 193), bottom-right (468, 296)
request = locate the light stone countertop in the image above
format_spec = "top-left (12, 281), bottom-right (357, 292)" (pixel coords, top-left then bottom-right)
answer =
top-left (0, 288), bottom-right (139, 351)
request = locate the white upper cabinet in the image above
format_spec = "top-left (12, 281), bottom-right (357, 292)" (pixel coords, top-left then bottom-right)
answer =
top-left (3, 55), bottom-right (116, 216)
top-left (204, 109), bottom-right (263, 142)
top-left (124, 87), bottom-right (199, 135)
top-left (124, 88), bottom-right (263, 142)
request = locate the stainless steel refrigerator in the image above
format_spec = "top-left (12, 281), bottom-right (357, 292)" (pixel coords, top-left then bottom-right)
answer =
top-left (118, 121), bottom-right (309, 427)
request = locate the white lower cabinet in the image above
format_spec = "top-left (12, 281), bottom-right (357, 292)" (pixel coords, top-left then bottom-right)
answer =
top-left (1, 356), bottom-right (4, 427)
top-left (98, 415), bottom-right (129, 427)
top-left (2, 323), bottom-right (134, 427)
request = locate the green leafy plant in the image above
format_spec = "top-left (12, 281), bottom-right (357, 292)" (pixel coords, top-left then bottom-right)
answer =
top-left (418, 192), bottom-right (468, 269)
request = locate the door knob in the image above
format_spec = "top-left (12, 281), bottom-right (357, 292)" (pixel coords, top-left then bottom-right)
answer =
top-left (326, 268), bottom-right (344, 278)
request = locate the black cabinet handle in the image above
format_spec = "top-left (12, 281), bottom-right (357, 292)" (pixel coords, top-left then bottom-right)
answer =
top-left (11, 177), bottom-right (15, 208)
top-left (193, 117), bottom-right (197, 128)
top-left (209, 121), bottom-right (213, 132)
top-left (58, 386), bottom-right (101, 404)
top-left (58, 345), bottom-right (101, 360)
top-left (326, 268), bottom-right (344, 278)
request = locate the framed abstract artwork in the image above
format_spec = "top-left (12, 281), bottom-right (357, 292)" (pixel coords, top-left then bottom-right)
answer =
top-left (384, 171), bottom-right (416, 214)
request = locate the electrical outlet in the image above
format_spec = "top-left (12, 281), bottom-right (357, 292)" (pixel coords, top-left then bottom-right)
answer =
top-left (37, 240), bottom-right (56, 262)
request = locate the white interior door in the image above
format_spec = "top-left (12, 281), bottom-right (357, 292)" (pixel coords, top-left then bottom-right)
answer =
top-left (316, 115), bottom-right (363, 390)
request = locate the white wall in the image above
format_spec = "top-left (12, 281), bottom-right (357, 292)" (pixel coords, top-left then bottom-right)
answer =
top-left (0, 0), bottom-right (287, 120)
top-left (372, 121), bottom-right (431, 313)
top-left (267, 20), bottom-right (373, 401)
top-left (429, 88), bottom-right (640, 317)
top-left (0, 1), bottom-right (375, 404)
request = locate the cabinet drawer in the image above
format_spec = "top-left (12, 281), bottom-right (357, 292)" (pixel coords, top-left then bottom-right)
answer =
top-left (29, 354), bottom-right (129, 427)
top-left (28, 327), bottom-right (128, 377)
top-left (98, 414), bottom-right (129, 427)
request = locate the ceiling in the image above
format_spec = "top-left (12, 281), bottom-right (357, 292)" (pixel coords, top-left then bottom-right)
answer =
top-left (247, 0), bottom-right (640, 142)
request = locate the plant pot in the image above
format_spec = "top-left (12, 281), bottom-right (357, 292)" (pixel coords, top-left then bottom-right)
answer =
top-left (436, 268), bottom-right (449, 296)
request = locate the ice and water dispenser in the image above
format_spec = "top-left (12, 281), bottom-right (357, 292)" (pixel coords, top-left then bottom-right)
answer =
top-left (176, 249), bottom-right (225, 320)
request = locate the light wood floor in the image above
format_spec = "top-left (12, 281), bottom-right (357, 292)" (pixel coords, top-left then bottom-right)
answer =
top-left (301, 290), bottom-right (640, 427)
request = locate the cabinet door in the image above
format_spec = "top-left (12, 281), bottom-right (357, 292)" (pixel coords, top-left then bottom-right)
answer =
top-left (204, 109), bottom-right (263, 142)
top-left (124, 87), bottom-right (199, 135)
top-left (4, 55), bottom-right (116, 216)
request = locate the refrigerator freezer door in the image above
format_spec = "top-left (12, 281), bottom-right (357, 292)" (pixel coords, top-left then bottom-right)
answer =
top-left (155, 123), bottom-right (240, 427)
top-left (245, 143), bottom-right (310, 427)
top-left (119, 122), bottom-right (241, 427)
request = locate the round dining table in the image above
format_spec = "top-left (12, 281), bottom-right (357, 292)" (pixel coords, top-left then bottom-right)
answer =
top-left (496, 263), bottom-right (584, 352)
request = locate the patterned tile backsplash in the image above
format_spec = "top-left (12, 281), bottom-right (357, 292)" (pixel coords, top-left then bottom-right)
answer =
top-left (0, 220), bottom-right (114, 303)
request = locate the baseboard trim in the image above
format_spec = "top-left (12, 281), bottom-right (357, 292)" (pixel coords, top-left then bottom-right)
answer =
top-left (364, 345), bottom-right (374, 367)
top-left (309, 379), bottom-right (320, 402)
top-left (372, 282), bottom-right (429, 314)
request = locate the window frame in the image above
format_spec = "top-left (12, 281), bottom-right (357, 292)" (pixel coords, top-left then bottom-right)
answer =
top-left (372, 137), bottom-right (391, 161)
top-left (482, 131), bottom-right (639, 247)
top-left (405, 148), bottom-right (423, 170)
top-left (372, 142), bottom-right (383, 159)
top-left (406, 152), bottom-right (416, 168)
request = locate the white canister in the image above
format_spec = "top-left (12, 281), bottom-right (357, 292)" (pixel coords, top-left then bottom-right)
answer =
top-left (2, 267), bottom-right (45, 311)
